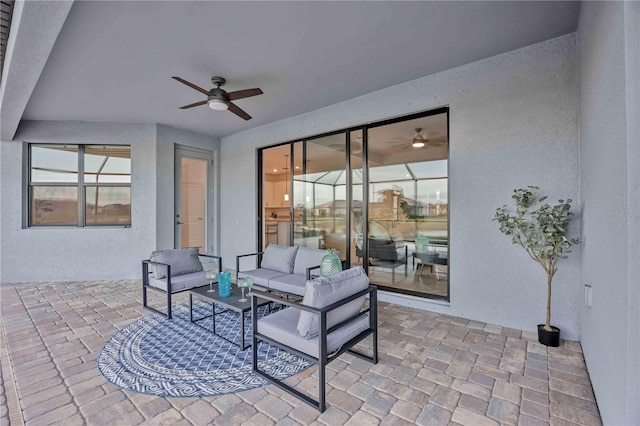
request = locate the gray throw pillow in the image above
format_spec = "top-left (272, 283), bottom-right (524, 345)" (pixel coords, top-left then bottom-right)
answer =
top-left (293, 247), bottom-right (328, 275)
top-left (150, 247), bottom-right (203, 278)
top-left (261, 245), bottom-right (298, 274)
top-left (296, 266), bottom-right (369, 339)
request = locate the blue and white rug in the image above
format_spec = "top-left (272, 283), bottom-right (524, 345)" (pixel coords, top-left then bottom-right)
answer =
top-left (98, 302), bottom-right (310, 397)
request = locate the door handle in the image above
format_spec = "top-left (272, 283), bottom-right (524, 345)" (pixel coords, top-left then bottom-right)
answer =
top-left (176, 221), bottom-right (183, 225)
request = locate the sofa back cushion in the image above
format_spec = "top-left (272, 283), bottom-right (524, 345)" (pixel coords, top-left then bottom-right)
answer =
top-left (261, 245), bottom-right (298, 274)
top-left (150, 247), bottom-right (203, 278)
top-left (296, 267), bottom-right (369, 339)
top-left (293, 247), bottom-right (328, 276)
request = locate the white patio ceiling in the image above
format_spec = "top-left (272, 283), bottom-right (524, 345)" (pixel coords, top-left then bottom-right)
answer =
top-left (2, 1), bottom-right (580, 141)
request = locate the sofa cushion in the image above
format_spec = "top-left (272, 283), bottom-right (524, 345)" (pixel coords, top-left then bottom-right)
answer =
top-left (149, 271), bottom-right (207, 293)
top-left (268, 274), bottom-right (307, 296)
top-left (150, 247), bottom-right (203, 278)
top-left (261, 245), bottom-right (298, 274)
top-left (296, 267), bottom-right (369, 339)
top-left (293, 247), bottom-right (328, 276)
top-left (238, 268), bottom-right (289, 287)
top-left (257, 307), bottom-right (370, 358)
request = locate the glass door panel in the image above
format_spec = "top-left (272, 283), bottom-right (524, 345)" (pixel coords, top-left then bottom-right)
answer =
top-left (350, 130), bottom-right (364, 268)
top-left (292, 134), bottom-right (347, 258)
top-left (261, 145), bottom-right (292, 249)
top-left (366, 112), bottom-right (449, 298)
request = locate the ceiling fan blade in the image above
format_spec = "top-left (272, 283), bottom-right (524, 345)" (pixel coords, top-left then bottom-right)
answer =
top-left (179, 100), bottom-right (208, 109)
top-left (228, 102), bottom-right (252, 120)
top-left (227, 88), bottom-right (263, 101)
top-left (172, 76), bottom-right (209, 95)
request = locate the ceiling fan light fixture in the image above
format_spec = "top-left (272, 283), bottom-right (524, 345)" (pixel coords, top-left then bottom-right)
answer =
top-left (208, 98), bottom-right (229, 111)
top-left (412, 127), bottom-right (425, 148)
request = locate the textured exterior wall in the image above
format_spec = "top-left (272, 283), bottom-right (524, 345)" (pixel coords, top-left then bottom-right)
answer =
top-left (0, 121), bottom-right (157, 282)
top-left (578, 2), bottom-right (640, 424)
top-left (0, 121), bottom-right (219, 283)
top-left (221, 34), bottom-right (581, 338)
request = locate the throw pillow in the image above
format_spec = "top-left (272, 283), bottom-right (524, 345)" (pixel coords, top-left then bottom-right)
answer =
top-left (150, 247), bottom-right (203, 278)
top-left (293, 247), bottom-right (328, 276)
top-left (261, 245), bottom-right (298, 274)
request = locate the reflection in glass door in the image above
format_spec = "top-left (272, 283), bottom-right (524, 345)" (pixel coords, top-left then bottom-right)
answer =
top-left (350, 130), bottom-right (365, 268)
top-left (292, 133), bottom-right (347, 259)
top-left (261, 145), bottom-right (292, 249)
top-left (366, 112), bottom-right (449, 299)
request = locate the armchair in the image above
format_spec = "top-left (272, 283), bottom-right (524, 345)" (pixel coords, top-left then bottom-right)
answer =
top-left (251, 267), bottom-right (377, 412)
top-left (142, 248), bottom-right (222, 319)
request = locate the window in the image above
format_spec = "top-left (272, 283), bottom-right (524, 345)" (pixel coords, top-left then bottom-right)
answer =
top-left (28, 144), bottom-right (131, 226)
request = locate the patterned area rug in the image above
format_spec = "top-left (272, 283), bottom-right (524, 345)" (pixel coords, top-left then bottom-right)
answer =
top-left (98, 302), bottom-right (310, 397)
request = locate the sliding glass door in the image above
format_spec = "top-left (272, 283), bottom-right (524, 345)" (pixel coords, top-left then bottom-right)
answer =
top-left (259, 107), bottom-right (449, 300)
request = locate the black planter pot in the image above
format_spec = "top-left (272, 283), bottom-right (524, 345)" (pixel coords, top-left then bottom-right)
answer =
top-left (537, 324), bottom-right (560, 347)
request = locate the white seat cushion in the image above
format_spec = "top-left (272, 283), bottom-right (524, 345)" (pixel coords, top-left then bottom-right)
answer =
top-left (148, 271), bottom-right (207, 293)
top-left (238, 268), bottom-right (288, 287)
top-left (257, 307), bottom-right (370, 359)
top-left (268, 274), bottom-right (307, 296)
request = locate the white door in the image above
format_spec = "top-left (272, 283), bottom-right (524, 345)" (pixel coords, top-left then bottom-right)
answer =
top-left (175, 148), bottom-right (213, 252)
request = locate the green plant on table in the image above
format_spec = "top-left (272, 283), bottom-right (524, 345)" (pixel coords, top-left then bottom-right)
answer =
top-left (494, 186), bottom-right (580, 332)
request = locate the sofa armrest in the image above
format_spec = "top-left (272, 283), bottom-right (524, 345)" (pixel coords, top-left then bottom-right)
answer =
top-left (304, 260), bottom-right (349, 280)
top-left (142, 259), bottom-right (171, 278)
top-left (305, 265), bottom-right (321, 280)
top-left (236, 251), bottom-right (264, 274)
top-left (252, 285), bottom-right (376, 340)
top-left (251, 286), bottom-right (374, 317)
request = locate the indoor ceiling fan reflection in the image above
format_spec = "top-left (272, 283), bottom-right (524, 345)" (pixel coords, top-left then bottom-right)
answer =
top-left (387, 128), bottom-right (447, 150)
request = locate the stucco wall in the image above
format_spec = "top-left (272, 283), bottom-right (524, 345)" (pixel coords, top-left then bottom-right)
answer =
top-left (0, 121), bottom-right (157, 282)
top-left (578, 2), bottom-right (640, 424)
top-left (0, 121), bottom-right (220, 283)
top-left (220, 34), bottom-right (582, 338)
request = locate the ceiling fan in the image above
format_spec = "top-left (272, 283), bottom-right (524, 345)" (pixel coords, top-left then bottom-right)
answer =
top-left (388, 128), bottom-right (447, 150)
top-left (172, 75), bottom-right (263, 121)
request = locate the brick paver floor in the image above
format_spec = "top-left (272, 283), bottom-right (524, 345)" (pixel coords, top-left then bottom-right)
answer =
top-left (0, 280), bottom-right (602, 425)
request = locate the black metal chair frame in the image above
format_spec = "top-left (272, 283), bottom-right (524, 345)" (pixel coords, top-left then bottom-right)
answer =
top-left (142, 253), bottom-right (222, 319)
top-left (251, 285), bottom-right (378, 412)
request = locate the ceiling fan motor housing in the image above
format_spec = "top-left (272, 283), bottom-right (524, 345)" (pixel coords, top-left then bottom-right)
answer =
top-left (208, 88), bottom-right (228, 102)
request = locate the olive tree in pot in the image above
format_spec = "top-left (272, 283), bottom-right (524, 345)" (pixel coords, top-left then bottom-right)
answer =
top-left (494, 186), bottom-right (579, 347)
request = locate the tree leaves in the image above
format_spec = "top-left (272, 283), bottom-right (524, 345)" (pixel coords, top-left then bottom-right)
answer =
top-left (493, 186), bottom-right (579, 276)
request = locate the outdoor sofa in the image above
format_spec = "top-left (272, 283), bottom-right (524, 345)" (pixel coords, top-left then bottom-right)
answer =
top-left (236, 244), bottom-right (332, 296)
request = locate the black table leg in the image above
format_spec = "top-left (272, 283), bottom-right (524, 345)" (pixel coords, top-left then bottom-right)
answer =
top-left (189, 293), bottom-right (193, 322)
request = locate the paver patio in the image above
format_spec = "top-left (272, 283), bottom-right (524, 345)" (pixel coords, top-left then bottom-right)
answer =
top-left (0, 280), bottom-right (601, 425)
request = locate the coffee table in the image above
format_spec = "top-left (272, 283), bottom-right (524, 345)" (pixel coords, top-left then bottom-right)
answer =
top-left (189, 285), bottom-right (270, 350)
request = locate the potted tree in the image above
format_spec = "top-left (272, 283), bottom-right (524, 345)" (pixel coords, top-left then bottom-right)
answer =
top-left (494, 186), bottom-right (579, 347)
